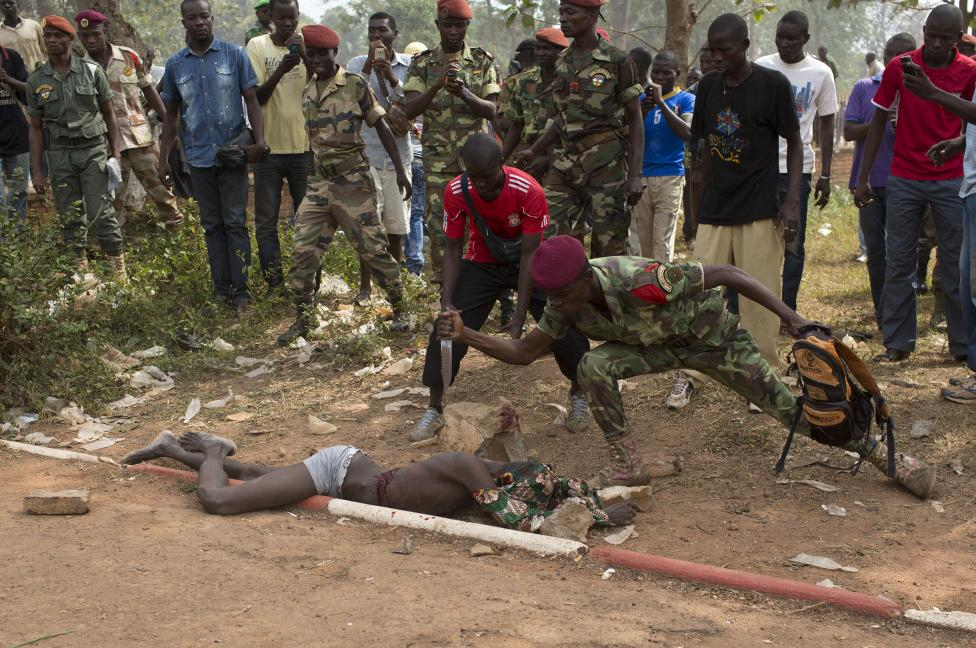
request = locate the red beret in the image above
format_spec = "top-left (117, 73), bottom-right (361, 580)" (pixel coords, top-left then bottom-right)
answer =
top-left (535, 27), bottom-right (569, 49)
top-left (437, 0), bottom-right (473, 20)
top-left (41, 15), bottom-right (75, 36)
top-left (531, 235), bottom-right (588, 292)
top-left (302, 25), bottom-right (339, 49)
top-left (596, 27), bottom-right (611, 40)
top-left (74, 9), bottom-right (107, 28)
top-left (568, 0), bottom-right (608, 6)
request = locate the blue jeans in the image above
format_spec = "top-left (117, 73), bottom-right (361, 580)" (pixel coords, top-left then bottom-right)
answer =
top-left (778, 172), bottom-right (812, 311)
top-left (0, 152), bottom-right (29, 224)
top-left (962, 194), bottom-right (976, 369)
top-left (858, 187), bottom-right (887, 321)
top-left (189, 164), bottom-right (251, 300)
top-left (404, 158), bottom-right (425, 275)
top-left (884, 176), bottom-right (965, 356)
top-left (253, 152), bottom-right (312, 287)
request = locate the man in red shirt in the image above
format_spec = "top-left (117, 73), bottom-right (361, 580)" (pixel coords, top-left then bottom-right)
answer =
top-left (854, 4), bottom-right (976, 364)
top-left (410, 133), bottom-right (591, 442)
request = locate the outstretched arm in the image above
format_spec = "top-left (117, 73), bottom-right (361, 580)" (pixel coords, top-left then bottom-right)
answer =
top-left (437, 309), bottom-right (554, 365)
top-left (704, 264), bottom-right (813, 337)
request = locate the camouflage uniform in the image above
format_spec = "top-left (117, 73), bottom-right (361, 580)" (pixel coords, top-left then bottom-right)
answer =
top-left (289, 67), bottom-right (403, 309)
top-left (403, 45), bottom-right (500, 273)
top-left (26, 55), bottom-right (122, 256)
top-left (89, 45), bottom-right (182, 227)
top-left (502, 66), bottom-right (558, 158)
top-left (546, 38), bottom-right (641, 255)
top-left (244, 22), bottom-right (272, 45)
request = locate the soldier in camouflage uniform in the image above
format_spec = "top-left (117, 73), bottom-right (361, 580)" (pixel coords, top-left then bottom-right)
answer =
top-left (437, 235), bottom-right (936, 499)
top-left (514, 0), bottom-right (645, 257)
top-left (499, 27), bottom-right (568, 180)
top-left (76, 10), bottom-right (182, 229)
top-left (244, 0), bottom-right (273, 44)
top-left (403, 0), bottom-right (500, 276)
top-left (277, 25), bottom-right (412, 346)
top-left (27, 15), bottom-right (125, 278)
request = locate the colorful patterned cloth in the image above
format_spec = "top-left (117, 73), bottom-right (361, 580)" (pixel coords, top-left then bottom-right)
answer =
top-left (472, 462), bottom-right (611, 532)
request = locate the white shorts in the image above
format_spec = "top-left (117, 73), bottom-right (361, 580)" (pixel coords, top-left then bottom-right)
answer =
top-left (301, 445), bottom-right (363, 497)
top-left (370, 166), bottom-right (410, 235)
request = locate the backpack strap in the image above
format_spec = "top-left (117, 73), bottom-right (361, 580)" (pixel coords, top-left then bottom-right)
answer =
top-left (774, 401), bottom-right (805, 473)
top-left (460, 173), bottom-right (517, 265)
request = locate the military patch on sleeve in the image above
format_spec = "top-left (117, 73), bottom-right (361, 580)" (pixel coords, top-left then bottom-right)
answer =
top-left (588, 67), bottom-right (612, 88)
top-left (656, 264), bottom-right (673, 293)
top-left (35, 83), bottom-right (53, 101)
top-left (664, 266), bottom-right (684, 287)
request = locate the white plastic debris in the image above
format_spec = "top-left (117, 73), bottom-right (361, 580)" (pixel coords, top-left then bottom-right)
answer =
top-left (357, 322), bottom-right (376, 337)
top-left (24, 432), bottom-right (55, 445)
top-left (100, 345), bottom-right (140, 372)
top-left (129, 370), bottom-right (154, 389)
top-left (372, 388), bottom-right (408, 400)
top-left (132, 345), bottom-right (167, 359)
top-left (384, 400), bottom-right (416, 413)
top-left (407, 386), bottom-right (430, 397)
top-left (546, 402), bottom-right (568, 426)
top-left (840, 334), bottom-right (857, 349)
top-left (235, 356), bottom-right (264, 368)
top-left (308, 415), bottom-right (338, 435)
top-left (43, 397), bottom-right (67, 413)
top-left (354, 364), bottom-right (382, 378)
top-left (601, 568), bottom-right (616, 580)
top-left (821, 504), bottom-right (848, 517)
top-left (930, 500), bottom-right (945, 514)
top-left (82, 437), bottom-right (122, 451)
top-left (183, 398), bottom-right (202, 423)
top-left (204, 388), bottom-right (236, 409)
top-left (776, 478), bottom-right (840, 492)
top-left (245, 365), bottom-right (271, 379)
top-left (816, 578), bottom-right (843, 589)
top-left (383, 358), bottom-right (413, 376)
top-left (75, 421), bottom-right (112, 442)
top-left (790, 553), bottom-right (858, 572)
top-left (817, 223), bottom-right (833, 237)
top-left (603, 525), bottom-right (636, 546)
top-left (226, 412), bottom-right (254, 422)
top-left (381, 346), bottom-right (393, 361)
top-left (318, 274), bottom-right (351, 296)
top-left (211, 338), bottom-right (235, 352)
top-left (58, 404), bottom-right (88, 426)
top-left (289, 336), bottom-right (309, 350)
top-left (106, 394), bottom-right (143, 411)
top-left (617, 379), bottom-right (637, 392)
top-left (16, 413), bottom-right (38, 428)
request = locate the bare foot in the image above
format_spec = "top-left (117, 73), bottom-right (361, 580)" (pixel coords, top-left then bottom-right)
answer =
top-left (604, 501), bottom-right (639, 526)
top-left (179, 431), bottom-right (237, 457)
top-left (121, 430), bottom-right (179, 465)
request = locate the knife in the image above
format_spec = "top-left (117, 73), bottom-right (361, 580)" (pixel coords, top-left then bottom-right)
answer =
top-left (440, 338), bottom-right (453, 390)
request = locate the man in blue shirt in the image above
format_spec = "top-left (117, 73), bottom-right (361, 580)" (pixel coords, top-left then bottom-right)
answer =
top-left (159, 0), bottom-right (267, 313)
top-left (630, 50), bottom-right (694, 262)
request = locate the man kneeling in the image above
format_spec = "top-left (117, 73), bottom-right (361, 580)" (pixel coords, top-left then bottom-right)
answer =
top-left (122, 431), bottom-right (637, 532)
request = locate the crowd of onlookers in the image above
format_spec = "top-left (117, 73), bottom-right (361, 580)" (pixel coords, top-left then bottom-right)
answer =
top-left (2, 0), bottom-right (975, 408)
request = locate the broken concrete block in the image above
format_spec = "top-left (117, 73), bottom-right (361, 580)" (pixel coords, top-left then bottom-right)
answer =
top-left (597, 485), bottom-right (653, 512)
top-left (538, 498), bottom-right (592, 544)
top-left (440, 399), bottom-right (527, 462)
top-left (23, 489), bottom-right (90, 515)
top-left (469, 543), bottom-right (495, 557)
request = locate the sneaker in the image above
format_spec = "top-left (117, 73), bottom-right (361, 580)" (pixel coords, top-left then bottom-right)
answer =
top-left (589, 434), bottom-right (651, 488)
top-left (948, 374), bottom-right (976, 387)
top-left (410, 407), bottom-right (444, 442)
top-left (873, 348), bottom-right (910, 363)
top-left (855, 253), bottom-right (868, 264)
top-left (929, 311), bottom-right (946, 331)
top-left (747, 401), bottom-right (762, 414)
top-left (389, 309), bottom-right (414, 332)
top-left (565, 391), bottom-right (590, 433)
top-left (942, 384), bottom-right (976, 404)
top-left (353, 290), bottom-right (372, 307)
top-left (666, 372), bottom-right (693, 409)
top-left (234, 295), bottom-right (252, 316)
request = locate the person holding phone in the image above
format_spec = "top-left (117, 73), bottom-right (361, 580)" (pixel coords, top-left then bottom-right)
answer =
top-left (245, 0), bottom-right (309, 297)
top-left (853, 4), bottom-right (976, 365)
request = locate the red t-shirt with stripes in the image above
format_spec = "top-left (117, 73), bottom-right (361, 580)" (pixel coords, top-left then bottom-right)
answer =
top-left (443, 166), bottom-right (549, 263)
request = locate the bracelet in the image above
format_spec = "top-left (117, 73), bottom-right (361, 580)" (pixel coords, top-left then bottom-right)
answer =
top-left (819, 175), bottom-right (830, 180)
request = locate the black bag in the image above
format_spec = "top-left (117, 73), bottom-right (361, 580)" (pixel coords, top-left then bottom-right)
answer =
top-left (775, 324), bottom-right (895, 477)
top-left (216, 128), bottom-right (254, 168)
top-left (460, 173), bottom-right (522, 264)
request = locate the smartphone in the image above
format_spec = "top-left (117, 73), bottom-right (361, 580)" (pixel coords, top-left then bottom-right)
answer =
top-left (288, 43), bottom-right (300, 55)
top-left (374, 47), bottom-right (386, 62)
top-left (900, 55), bottom-right (916, 76)
top-left (447, 69), bottom-right (458, 82)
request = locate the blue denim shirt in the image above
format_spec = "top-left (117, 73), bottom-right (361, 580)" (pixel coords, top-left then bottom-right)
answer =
top-left (161, 38), bottom-right (257, 168)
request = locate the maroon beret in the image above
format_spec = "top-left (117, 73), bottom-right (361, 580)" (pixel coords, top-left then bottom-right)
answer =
top-left (531, 235), bottom-right (588, 292)
top-left (302, 25), bottom-right (340, 49)
top-left (437, 0), bottom-right (473, 20)
top-left (569, 0), bottom-right (608, 6)
top-left (74, 9), bottom-right (107, 29)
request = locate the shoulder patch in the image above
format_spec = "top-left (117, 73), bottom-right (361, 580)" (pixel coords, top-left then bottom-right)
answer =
top-left (472, 47), bottom-right (494, 61)
top-left (664, 266), bottom-right (683, 287)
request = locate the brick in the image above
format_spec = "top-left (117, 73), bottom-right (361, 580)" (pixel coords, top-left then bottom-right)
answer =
top-left (23, 489), bottom-right (90, 515)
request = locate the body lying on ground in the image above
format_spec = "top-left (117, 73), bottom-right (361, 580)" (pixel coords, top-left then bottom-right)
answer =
top-left (122, 431), bottom-right (637, 532)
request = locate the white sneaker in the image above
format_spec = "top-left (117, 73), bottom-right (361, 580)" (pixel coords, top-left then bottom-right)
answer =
top-left (747, 401), bottom-right (762, 414)
top-left (565, 391), bottom-right (590, 433)
top-left (666, 372), bottom-right (693, 409)
top-left (410, 407), bottom-right (444, 442)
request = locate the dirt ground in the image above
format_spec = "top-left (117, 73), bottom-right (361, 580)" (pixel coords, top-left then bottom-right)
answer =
top-left (3, 206), bottom-right (976, 647)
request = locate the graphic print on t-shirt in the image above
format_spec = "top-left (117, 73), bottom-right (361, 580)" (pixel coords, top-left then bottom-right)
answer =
top-left (709, 107), bottom-right (746, 164)
top-left (792, 81), bottom-right (813, 118)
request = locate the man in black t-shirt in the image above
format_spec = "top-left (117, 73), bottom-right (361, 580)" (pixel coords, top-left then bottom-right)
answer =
top-left (0, 45), bottom-right (29, 224)
top-left (673, 13), bottom-right (801, 413)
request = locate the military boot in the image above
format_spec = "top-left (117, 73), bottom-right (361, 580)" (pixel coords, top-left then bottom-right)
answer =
top-left (589, 434), bottom-right (651, 488)
top-left (277, 305), bottom-right (314, 347)
top-left (861, 440), bottom-right (936, 499)
top-left (386, 281), bottom-right (412, 332)
top-left (107, 255), bottom-right (127, 284)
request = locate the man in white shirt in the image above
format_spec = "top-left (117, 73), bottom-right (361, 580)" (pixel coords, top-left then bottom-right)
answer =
top-left (865, 51), bottom-right (884, 77)
top-left (0, 0), bottom-right (43, 72)
top-left (347, 11), bottom-right (414, 304)
top-left (756, 10), bottom-right (837, 312)
top-left (246, 0), bottom-right (310, 295)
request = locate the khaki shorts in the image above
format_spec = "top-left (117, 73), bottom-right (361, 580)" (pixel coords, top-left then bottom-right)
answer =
top-left (370, 166), bottom-right (410, 235)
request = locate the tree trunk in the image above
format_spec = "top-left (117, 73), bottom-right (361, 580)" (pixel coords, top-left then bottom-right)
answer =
top-left (664, 0), bottom-right (694, 75)
top-left (73, 0), bottom-right (146, 56)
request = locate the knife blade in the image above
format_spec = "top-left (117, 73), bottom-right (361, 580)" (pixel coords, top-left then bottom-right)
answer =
top-left (440, 338), bottom-right (453, 389)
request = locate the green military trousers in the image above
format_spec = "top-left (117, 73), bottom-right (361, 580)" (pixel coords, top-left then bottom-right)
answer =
top-left (49, 143), bottom-right (123, 256)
